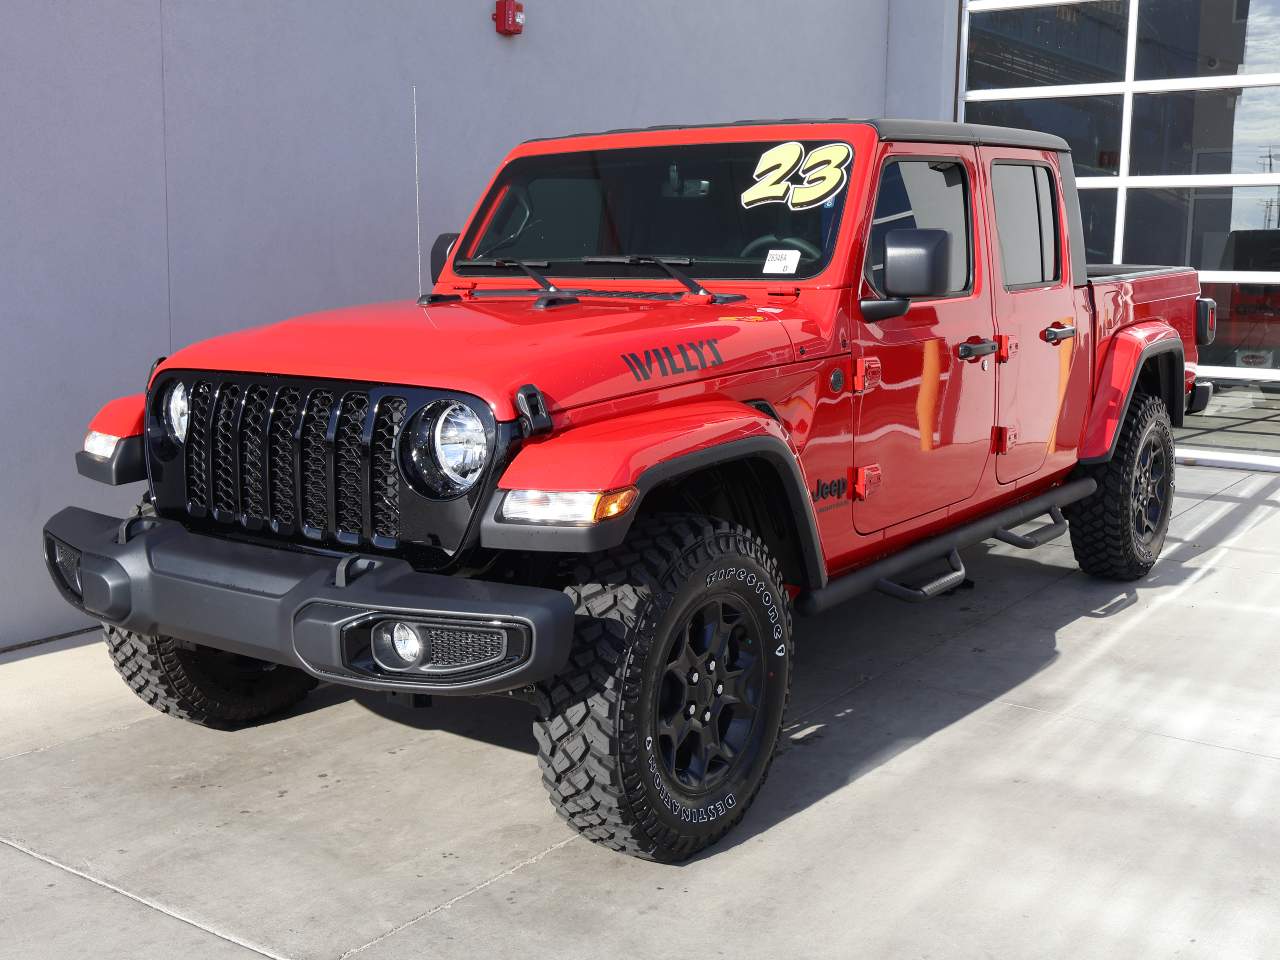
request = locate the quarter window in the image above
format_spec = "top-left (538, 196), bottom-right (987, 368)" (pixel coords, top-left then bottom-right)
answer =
top-left (992, 164), bottom-right (1061, 287)
top-left (864, 159), bottom-right (972, 295)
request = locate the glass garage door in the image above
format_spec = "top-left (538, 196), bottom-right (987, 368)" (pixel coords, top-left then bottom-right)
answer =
top-left (961, 0), bottom-right (1280, 461)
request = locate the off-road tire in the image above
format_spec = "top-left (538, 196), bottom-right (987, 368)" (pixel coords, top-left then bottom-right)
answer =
top-left (104, 625), bottom-right (317, 729)
top-left (100, 496), bottom-right (317, 728)
top-left (534, 514), bottom-right (793, 862)
top-left (1066, 392), bottom-right (1175, 580)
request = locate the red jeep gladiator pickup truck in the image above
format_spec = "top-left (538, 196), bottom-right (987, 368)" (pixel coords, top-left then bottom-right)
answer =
top-left (44, 119), bottom-right (1217, 861)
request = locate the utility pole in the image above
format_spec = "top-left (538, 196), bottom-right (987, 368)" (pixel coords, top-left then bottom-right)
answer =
top-left (1261, 146), bottom-right (1279, 231)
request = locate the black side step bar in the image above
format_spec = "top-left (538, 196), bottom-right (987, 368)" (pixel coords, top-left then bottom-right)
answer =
top-left (796, 477), bottom-right (1097, 616)
top-left (875, 548), bottom-right (967, 603)
top-left (994, 505), bottom-right (1067, 550)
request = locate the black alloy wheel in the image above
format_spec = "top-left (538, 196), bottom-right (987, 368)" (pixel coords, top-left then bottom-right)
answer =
top-left (656, 597), bottom-right (765, 794)
top-left (1132, 430), bottom-right (1171, 546)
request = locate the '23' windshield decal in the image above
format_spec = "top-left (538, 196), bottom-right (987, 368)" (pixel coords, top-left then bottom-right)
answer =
top-left (740, 141), bottom-right (853, 211)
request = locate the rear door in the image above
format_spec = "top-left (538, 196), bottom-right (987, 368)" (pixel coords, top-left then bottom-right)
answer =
top-left (852, 145), bottom-right (997, 534)
top-left (982, 151), bottom-right (1082, 484)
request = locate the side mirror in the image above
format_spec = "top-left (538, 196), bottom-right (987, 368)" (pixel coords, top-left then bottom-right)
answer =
top-left (883, 228), bottom-right (951, 299)
top-left (430, 232), bottom-right (460, 285)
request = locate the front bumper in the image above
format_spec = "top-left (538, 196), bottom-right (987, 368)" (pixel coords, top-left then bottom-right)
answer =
top-left (42, 507), bottom-right (574, 695)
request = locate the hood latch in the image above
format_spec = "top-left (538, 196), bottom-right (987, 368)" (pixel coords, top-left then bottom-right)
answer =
top-left (515, 384), bottom-right (553, 436)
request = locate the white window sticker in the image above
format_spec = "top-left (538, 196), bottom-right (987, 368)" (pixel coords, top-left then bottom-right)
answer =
top-left (762, 249), bottom-right (800, 274)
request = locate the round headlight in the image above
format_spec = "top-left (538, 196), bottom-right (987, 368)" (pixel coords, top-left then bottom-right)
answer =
top-left (434, 402), bottom-right (487, 487)
top-left (164, 381), bottom-right (189, 442)
top-left (402, 400), bottom-right (489, 497)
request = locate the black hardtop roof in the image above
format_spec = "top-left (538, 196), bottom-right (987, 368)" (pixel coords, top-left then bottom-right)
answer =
top-left (523, 118), bottom-right (1070, 153)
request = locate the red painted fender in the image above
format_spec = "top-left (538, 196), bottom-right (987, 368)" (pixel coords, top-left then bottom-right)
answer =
top-left (490, 399), bottom-right (826, 587)
top-left (88, 394), bottom-right (146, 438)
top-left (1079, 322), bottom-right (1184, 463)
top-left (497, 399), bottom-right (797, 493)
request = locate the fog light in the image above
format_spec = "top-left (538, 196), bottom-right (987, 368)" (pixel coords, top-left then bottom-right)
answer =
top-left (371, 621), bottom-right (424, 671)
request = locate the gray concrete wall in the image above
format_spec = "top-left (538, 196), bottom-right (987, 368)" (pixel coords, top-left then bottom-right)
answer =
top-left (1, 0), bottom-right (958, 647)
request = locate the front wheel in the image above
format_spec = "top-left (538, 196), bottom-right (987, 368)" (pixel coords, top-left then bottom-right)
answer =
top-left (105, 625), bottom-right (317, 729)
top-left (534, 515), bottom-right (792, 862)
top-left (1066, 392), bottom-right (1175, 580)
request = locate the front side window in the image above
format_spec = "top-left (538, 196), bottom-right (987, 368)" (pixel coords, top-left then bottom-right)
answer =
top-left (456, 140), bottom-right (853, 281)
top-left (864, 159), bottom-right (972, 296)
top-left (992, 164), bottom-right (1061, 287)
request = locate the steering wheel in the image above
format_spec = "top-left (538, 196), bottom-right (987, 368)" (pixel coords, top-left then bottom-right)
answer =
top-left (739, 235), bottom-right (823, 260)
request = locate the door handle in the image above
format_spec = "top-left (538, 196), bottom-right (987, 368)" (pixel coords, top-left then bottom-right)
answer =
top-left (957, 338), bottom-right (999, 361)
top-left (1043, 324), bottom-right (1076, 344)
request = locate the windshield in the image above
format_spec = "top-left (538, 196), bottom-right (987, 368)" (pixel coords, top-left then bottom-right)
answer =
top-left (455, 140), bottom-right (853, 281)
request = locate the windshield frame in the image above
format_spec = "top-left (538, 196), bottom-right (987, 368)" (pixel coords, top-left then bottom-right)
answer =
top-left (452, 138), bottom-right (856, 285)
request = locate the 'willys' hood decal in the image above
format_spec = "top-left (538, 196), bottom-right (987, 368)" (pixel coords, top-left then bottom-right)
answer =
top-left (158, 297), bottom-right (803, 420)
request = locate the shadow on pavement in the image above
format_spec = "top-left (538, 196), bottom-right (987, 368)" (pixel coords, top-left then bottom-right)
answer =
top-left (313, 539), bottom-right (1155, 859)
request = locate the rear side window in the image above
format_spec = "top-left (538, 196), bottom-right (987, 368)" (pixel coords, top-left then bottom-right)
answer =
top-left (991, 164), bottom-right (1060, 288)
top-left (864, 159), bottom-right (971, 296)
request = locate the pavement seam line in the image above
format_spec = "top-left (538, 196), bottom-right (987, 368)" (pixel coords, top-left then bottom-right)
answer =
top-left (336, 835), bottom-right (579, 959)
top-left (0, 714), bottom-right (158, 764)
top-left (1170, 471), bottom-right (1251, 519)
top-left (0, 626), bottom-right (96, 657)
top-left (0, 834), bottom-right (295, 960)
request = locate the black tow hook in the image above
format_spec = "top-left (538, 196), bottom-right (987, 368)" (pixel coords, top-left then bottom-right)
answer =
top-left (333, 555), bottom-right (380, 588)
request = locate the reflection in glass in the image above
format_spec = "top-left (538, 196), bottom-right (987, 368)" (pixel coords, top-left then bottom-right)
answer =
top-left (992, 164), bottom-right (1060, 286)
top-left (865, 161), bottom-right (971, 294)
top-left (1078, 189), bottom-right (1118, 263)
top-left (1198, 281), bottom-right (1280, 368)
top-left (1123, 187), bottom-right (1280, 270)
top-left (966, 96), bottom-right (1122, 177)
top-left (1137, 0), bottom-right (1280, 80)
top-left (1131, 87), bottom-right (1280, 176)
top-left (967, 1), bottom-right (1128, 89)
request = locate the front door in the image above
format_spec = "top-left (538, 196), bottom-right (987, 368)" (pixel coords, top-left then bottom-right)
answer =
top-left (853, 146), bottom-right (997, 535)
top-left (982, 151), bottom-right (1082, 484)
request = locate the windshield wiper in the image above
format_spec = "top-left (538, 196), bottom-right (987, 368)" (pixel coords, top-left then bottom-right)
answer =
top-left (580, 256), bottom-right (745, 304)
top-left (452, 258), bottom-right (579, 309)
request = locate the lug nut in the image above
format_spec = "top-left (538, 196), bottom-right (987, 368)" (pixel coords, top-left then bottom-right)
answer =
top-left (702, 710), bottom-right (712, 722)
top-left (707, 659), bottom-right (716, 672)
top-left (687, 704), bottom-right (697, 717)
top-left (715, 683), bottom-right (723, 696)
top-left (690, 671), bottom-right (700, 684)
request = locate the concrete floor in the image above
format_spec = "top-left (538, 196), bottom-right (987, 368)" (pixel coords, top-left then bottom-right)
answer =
top-left (2, 464), bottom-right (1278, 960)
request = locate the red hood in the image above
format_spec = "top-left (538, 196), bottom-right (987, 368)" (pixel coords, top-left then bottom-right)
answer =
top-left (157, 297), bottom-right (800, 419)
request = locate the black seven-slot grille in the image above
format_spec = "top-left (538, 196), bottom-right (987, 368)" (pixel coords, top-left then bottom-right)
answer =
top-left (148, 373), bottom-right (486, 556)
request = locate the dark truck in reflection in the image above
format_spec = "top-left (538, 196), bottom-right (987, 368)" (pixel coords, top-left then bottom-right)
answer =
top-left (1207, 230), bottom-right (1280, 377)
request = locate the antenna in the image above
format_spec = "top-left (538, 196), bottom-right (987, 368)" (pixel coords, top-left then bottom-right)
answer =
top-left (412, 84), bottom-right (424, 296)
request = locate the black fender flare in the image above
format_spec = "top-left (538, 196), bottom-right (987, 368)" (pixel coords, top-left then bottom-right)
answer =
top-left (1079, 338), bottom-right (1185, 465)
top-left (480, 435), bottom-right (827, 589)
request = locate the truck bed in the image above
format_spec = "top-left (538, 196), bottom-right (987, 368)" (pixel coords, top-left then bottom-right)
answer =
top-left (1086, 264), bottom-right (1194, 282)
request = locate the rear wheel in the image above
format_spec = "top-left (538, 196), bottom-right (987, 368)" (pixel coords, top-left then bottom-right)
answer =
top-left (1066, 392), bottom-right (1175, 580)
top-left (105, 625), bottom-right (317, 729)
top-left (534, 515), bottom-right (792, 861)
